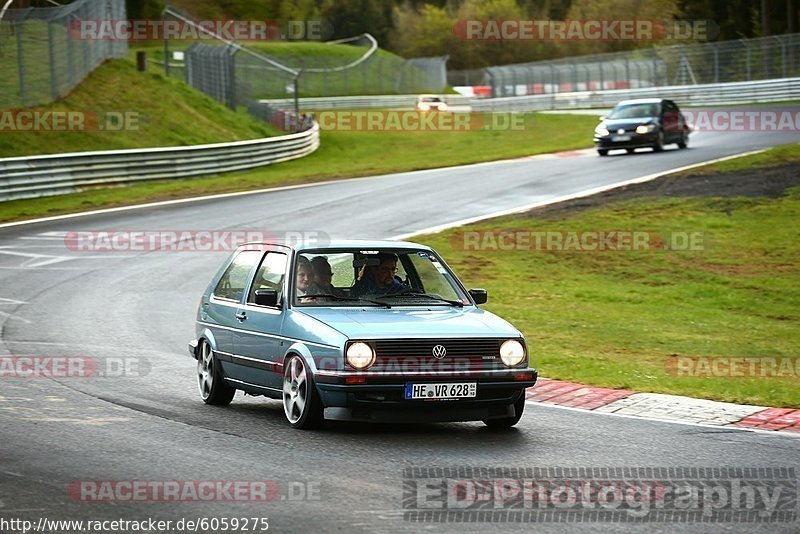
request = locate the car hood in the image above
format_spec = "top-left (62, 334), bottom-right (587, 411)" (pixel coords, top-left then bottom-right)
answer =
top-left (296, 306), bottom-right (521, 339)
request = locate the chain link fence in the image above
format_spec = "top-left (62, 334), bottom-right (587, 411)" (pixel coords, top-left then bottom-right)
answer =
top-left (0, 0), bottom-right (127, 109)
top-left (161, 6), bottom-right (447, 111)
top-left (450, 33), bottom-right (800, 98)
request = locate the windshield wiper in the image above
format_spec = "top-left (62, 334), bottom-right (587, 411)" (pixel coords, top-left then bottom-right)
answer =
top-left (302, 293), bottom-right (391, 308)
top-left (378, 291), bottom-right (464, 307)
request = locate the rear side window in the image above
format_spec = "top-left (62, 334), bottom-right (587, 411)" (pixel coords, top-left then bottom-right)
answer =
top-left (213, 250), bottom-right (261, 302)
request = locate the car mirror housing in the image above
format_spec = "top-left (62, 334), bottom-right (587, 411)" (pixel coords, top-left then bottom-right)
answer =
top-left (469, 288), bottom-right (488, 304)
top-left (254, 289), bottom-right (279, 307)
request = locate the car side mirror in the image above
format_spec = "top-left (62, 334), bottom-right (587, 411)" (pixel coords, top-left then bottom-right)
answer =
top-left (469, 288), bottom-right (488, 304)
top-left (254, 289), bottom-right (279, 307)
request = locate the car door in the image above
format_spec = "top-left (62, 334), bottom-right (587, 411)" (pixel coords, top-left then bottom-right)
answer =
top-left (232, 249), bottom-right (289, 391)
top-left (662, 100), bottom-right (681, 142)
top-left (204, 249), bottom-right (263, 378)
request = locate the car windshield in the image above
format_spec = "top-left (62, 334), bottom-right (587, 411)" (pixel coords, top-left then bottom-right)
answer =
top-left (607, 103), bottom-right (659, 119)
top-left (420, 97), bottom-right (441, 103)
top-left (293, 248), bottom-right (469, 306)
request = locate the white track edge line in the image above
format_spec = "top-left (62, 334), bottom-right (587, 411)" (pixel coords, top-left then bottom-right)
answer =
top-left (390, 149), bottom-right (767, 240)
top-left (1, 148), bottom-right (763, 231)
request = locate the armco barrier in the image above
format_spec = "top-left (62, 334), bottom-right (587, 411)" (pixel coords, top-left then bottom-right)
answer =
top-left (263, 78), bottom-right (800, 113)
top-left (469, 77), bottom-right (800, 111)
top-left (261, 94), bottom-right (474, 111)
top-left (0, 123), bottom-right (319, 202)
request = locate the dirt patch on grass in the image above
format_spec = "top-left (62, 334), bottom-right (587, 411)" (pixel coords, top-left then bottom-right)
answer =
top-left (526, 162), bottom-right (800, 219)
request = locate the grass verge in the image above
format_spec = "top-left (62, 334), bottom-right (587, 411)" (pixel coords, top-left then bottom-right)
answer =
top-left (415, 143), bottom-right (800, 408)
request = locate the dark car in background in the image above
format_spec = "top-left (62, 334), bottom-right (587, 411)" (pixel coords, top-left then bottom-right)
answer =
top-left (594, 98), bottom-right (690, 156)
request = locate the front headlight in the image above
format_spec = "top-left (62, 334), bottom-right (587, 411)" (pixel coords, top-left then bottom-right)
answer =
top-left (595, 125), bottom-right (609, 136)
top-left (418, 104), bottom-right (430, 111)
top-left (636, 124), bottom-right (656, 134)
top-left (439, 103), bottom-right (448, 111)
top-left (499, 339), bottom-right (526, 367)
top-left (346, 342), bottom-right (375, 369)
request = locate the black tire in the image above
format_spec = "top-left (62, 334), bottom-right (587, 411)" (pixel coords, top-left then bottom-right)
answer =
top-left (597, 149), bottom-right (608, 156)
top-left (677, 131), bottom-right (688, 149)
top-left (197, 340), bottom-right (235, 406)
top-left (483, 394), bottom-right (525, 428)
top-left (653, 130), bottom-right (665, 152)
top-left (283, 355), bottom-right (324, 429)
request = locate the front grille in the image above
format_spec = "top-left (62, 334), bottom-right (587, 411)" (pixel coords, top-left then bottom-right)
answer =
top-left (365, 338), bottom-right (510, 373)
top-left (372, 338), bottom-right (502, 357)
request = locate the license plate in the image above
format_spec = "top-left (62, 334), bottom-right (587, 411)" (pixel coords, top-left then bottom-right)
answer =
top-left (612, 134), bottom-right (631, 142)
top-left (404, 382), bottom-right (477, 400)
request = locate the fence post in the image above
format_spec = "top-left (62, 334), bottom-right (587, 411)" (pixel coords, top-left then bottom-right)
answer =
top-left (15, 21), bottom-right (27, 106)
top-left (743, 39), bottom-right (751, 81)
top-left (47, 20), bottom-right (58, 101)
top-left (163, 35), bottom-right (169, 76)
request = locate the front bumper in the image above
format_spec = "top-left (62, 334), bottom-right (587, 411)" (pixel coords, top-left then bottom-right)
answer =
top-left (315, 368), bottom-right (537, 423)
top-left (594, 132), bottom-right (658, 150)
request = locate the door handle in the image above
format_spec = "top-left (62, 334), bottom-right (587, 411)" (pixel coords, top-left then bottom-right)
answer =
top-left (235, 311), bottom-right (247, 322)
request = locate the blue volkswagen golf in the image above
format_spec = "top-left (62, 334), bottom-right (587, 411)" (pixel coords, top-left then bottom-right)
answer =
top-left (189, 240), bottom-right (537, 429)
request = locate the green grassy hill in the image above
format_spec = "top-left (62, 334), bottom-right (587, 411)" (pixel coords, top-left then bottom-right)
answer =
top-left (0, 58), bottom-right (278, 158)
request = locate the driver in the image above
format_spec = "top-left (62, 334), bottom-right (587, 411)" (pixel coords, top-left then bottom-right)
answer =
top-left (353, 252), bottom-right (405, 297)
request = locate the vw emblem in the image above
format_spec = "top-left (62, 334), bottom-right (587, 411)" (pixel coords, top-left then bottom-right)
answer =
top-left (432, 345), bottom-right (447, 359)
top-left (617, 128), bottom-right (625, 134)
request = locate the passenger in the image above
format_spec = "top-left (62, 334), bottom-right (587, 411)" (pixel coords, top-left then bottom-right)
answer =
top-left (353, 252), bottom-right (405, 297)
top-left (308, 256), bottom-right (340, 296)
top-left (295, 255), bottom-right (314, 297)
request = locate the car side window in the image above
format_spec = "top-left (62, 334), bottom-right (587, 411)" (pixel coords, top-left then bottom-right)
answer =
top-left (248, 252), bottom-right (287, 306)
top-left (213, 250), bottom-right (261, 302)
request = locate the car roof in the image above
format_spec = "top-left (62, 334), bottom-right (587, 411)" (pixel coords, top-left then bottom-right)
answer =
top-left (615, 98), bottom-right (666, 105)
top-left (239, 239), bottom-right (433, 253)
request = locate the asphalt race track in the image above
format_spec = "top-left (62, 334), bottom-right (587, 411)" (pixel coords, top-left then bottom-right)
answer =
top-left (1, 127), bottom-right (799, 533)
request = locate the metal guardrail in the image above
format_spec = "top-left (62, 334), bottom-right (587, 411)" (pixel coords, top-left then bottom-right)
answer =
top-left (0, 123), bottom-right (319, 201)
top-left (261, 94), bottom-right (474, 110)
top-left (470, 77), bottom-right (800, 112)
top-left (261, 78), bottom-right (800, 113)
